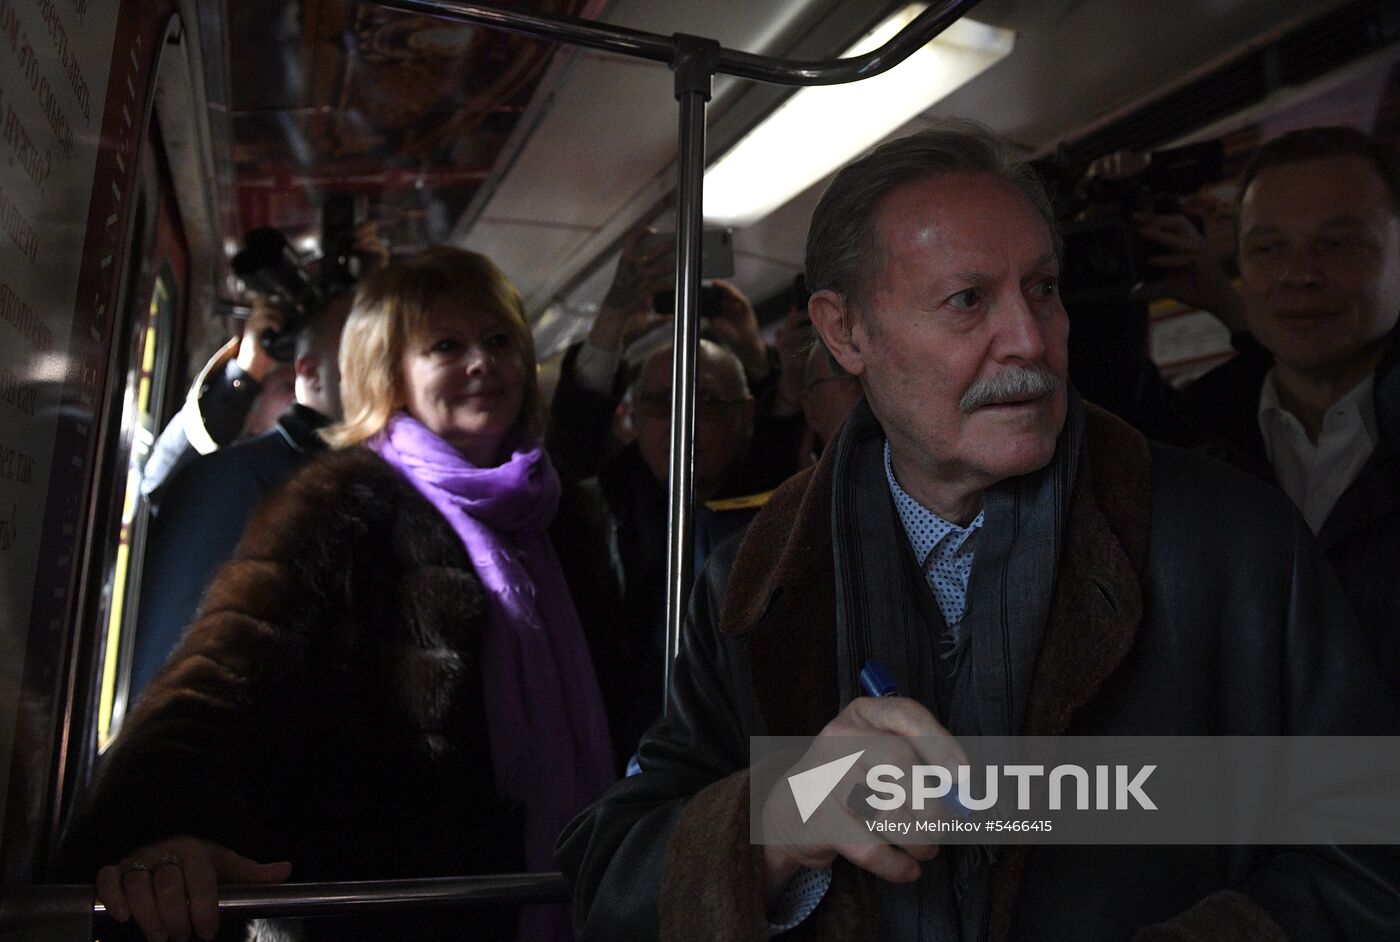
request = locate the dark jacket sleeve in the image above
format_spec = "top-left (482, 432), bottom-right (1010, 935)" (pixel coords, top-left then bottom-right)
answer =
top-left (546, 343), bottom-right (626, 484)
top-left (142, 356), bottom-right (262, 502)
top-left (1138, 489), bottom-right (1400, 941)
top-left (128, 449), bottom-right (265, 702)
top-left (1217, 517), bottom-right (1400, 940)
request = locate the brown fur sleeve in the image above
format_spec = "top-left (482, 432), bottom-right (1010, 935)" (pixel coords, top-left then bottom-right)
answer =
top-left (660, 769), bottom-right (769, 942)
top-left (56, 450), bottom-right (420, 873)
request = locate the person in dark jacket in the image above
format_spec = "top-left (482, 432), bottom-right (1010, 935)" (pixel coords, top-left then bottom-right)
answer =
top-left (548, 265), bottom-right (805, 744)
top-left (128, 291), bottom-right (352, 702)
top-left (62, 247), bottom-right (622, 942)
top-left (557, 121), bottom-right (1399, 941)
top-left (1178, 126), bottom-right (1400, 683)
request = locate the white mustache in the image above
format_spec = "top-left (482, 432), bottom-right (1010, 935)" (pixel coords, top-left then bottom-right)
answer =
top-left (959, 365), bottom-right (1061, 413)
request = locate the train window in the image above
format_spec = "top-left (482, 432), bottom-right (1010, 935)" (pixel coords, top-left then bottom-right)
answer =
top-left (93, 266), bottom-right (177, 749)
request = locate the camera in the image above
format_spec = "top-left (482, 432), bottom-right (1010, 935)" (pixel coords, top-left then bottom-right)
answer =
top-left (652, 284), bottom-right (726, 317)
top-left (231, 227), bottom-right (326, 362)
top-left (648, 226), bottom-right (735, 315)
top-left (1033, 139), bottom-right (1224, 304)
top-left (231, 195), bottom-right (367, 362)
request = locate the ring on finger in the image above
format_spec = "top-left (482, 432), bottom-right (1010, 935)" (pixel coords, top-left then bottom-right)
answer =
top-left (154, 853), bottom-right (182, 870)
top-left (122, 860), bottom-right (151, 876)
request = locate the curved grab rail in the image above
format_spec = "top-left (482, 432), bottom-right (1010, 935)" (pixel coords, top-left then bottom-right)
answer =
top-left (99, 873), bottom-right (572, 918)
top-left (367, 0), bottom-right (984, 85)
top-left (0, 873), bottom-right (569, 938)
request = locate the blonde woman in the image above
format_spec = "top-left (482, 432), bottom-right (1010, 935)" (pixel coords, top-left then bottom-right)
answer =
top-left (66, 247), bottom-right (622, 942)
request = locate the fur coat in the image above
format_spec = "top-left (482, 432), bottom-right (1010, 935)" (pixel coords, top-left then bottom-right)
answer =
top-left (61, 446), bottom-right (627, 940)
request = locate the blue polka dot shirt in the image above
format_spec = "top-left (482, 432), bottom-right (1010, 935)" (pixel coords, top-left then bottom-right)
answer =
top-left (766, 442), bottom-right (988, 935)
top-left (883, 441), bottom-right (984, 626)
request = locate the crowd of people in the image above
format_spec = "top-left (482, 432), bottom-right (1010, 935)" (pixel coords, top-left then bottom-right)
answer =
top-left (57, 119), bottom-right (1400, 941)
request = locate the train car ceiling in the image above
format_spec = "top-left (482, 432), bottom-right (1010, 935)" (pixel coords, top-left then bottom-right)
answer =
top-left (187, 0), bottom-right (1374, 362)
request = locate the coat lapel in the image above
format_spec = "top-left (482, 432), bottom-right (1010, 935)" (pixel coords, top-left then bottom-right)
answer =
top-left (989, 406), bottom-right (1149, 942)
top-left (718, 449), bottom-right (842, 736)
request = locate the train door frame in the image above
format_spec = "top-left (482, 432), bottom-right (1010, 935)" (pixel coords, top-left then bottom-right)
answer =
top-left (93, 118), bottom-right (192, 751)
top-left (43, 8), bottom-right (216, 880)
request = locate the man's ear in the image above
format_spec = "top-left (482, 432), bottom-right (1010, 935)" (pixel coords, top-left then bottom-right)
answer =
top-left (807, 289), bottom-right (866, 377)
top-left (293, 353), bottom-right (320, 385)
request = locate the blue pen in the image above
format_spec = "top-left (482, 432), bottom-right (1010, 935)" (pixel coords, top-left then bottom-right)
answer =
top-left (859, 660), bottom-right (900, 698)
top-left (859, 660), bottom-right (972, 818)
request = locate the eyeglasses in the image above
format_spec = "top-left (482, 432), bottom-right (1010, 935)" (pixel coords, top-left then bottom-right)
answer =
top-left (637, 392), bottom-right (748, 422)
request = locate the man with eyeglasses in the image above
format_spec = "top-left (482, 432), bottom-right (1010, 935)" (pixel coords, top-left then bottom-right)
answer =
top-left (549, 263), bottom-right (806, 746)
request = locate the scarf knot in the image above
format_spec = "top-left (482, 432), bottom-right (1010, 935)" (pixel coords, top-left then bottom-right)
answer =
top-left (373, 412), bottom-right (561, 535)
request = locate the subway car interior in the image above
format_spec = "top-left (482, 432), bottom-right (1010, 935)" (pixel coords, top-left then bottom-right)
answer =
top-left (2, 0), bottom-right (1399, 936)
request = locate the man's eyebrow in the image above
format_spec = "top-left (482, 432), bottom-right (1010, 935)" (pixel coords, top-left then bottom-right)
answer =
top-left (945, 269), bottom-right (994, 284)
top-left (942, 252), bottom-right (1059, 285)
top-left (1017, 252), bottom-right (1060, 282)
top-left (1243, 215), bottom-right (1375, 238)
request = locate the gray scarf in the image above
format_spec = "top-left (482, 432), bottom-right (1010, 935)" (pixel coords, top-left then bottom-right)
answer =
top-left (830, 394), bottom-right (1084, 942)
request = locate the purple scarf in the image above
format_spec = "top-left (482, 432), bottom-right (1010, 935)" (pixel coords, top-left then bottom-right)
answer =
top-left (370, 413), bottom-right (614, 938)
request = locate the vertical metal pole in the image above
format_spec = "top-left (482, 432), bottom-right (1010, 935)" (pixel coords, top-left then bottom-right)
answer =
top-left (662, 36), bottom-right (719, 709)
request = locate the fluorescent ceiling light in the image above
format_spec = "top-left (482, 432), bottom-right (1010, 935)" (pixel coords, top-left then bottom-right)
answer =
top-left (702, 6), bottom-right (1015, 227)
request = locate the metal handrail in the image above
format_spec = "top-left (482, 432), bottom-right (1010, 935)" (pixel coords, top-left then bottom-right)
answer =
top-left (95, 873), bottom-right (571, 918)
top-left (0, 874), bottom-right (568, 934)
top-left (371, 0), bottom-right (980, 86)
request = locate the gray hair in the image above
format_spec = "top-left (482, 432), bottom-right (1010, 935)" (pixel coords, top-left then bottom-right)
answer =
top-left (804, 118), bottom-right (1061, 308)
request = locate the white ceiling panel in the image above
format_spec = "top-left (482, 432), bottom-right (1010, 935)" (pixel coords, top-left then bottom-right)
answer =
top-left (478, 56), bottom-right (679, 229)
top-left (466, 0), bottom-right (1372, 344)
top-left (463, 219), bottom-right (593, 289)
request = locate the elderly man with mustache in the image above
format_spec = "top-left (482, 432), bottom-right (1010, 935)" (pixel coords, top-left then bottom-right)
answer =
top-left (558, 121), bottom-right (1398, 942)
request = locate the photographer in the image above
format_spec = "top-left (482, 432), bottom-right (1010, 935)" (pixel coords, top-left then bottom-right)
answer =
top-left (128, 290), bottom-right (353, 703)
top-left (1040, 143), bottom-right (1233, 446)
top-left (140, 221), bottom-right (387, 507)
top-left (130, 220), bottom-right (387, 702)
top-left (139, 295), bottom-right (287, 504)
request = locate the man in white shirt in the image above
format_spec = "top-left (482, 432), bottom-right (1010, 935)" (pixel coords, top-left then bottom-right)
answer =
top-left (1183, 126), bottom-right (1400, 678)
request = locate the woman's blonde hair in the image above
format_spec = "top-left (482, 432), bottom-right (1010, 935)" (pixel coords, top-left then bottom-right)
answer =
top-left (322, 246), bottom-right (544, 448)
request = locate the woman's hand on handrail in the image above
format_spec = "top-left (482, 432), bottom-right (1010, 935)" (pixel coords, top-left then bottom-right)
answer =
top-left (96, 836), bottom-right (291, 942)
